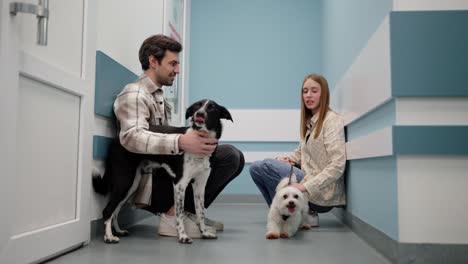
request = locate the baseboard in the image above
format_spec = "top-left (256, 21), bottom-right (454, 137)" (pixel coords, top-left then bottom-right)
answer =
top-left (333, 208), bottom-right (468, 264)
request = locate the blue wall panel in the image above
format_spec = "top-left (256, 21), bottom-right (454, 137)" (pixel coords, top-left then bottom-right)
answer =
top-left (391, 11), bottom-right (468, 97)
top-left (393, 126), bottom-right (468, 155)
top-left (95, 51), bottom-right (138, 118)
top-left (93, 135), bottom-right (113, 160)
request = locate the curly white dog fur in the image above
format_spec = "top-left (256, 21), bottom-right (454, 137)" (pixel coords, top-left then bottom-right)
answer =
top-left (266, 175), bottom-right (311, 239)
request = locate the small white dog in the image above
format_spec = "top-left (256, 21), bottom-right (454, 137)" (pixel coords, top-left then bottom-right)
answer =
top-left (266, 174), bottom-right (311, 239)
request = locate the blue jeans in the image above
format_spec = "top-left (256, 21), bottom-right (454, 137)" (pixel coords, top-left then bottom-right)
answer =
top-left (250, 158), bottom-right (333, 213)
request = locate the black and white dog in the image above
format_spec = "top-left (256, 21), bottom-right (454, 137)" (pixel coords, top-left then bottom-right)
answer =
top-left (92, 99), bottom-right (233, 244)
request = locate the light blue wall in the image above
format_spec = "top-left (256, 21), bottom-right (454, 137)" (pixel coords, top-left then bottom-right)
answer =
top-left (346, 157), bottom-right (399, 240)
top-left (190, 0), bottom-right (322, 194)
top-left (321, 1), bottom-right (396, 239)
top-left (322, 0), bottom-right (392, 88)
top-left (190, 0), bottom-right (323, 108)
top-left (344, 100), bottom-right (398, 239)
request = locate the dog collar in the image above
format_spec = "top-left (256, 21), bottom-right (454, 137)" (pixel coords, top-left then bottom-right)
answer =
top-left (281, 214), bottom-right (290, 221)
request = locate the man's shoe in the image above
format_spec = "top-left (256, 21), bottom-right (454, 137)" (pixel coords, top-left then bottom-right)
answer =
top-left (158, 213), bottom-right (216, 238)
top-left (306, 210), bottom-right (319, 227)
top-left (186, 212), bottom-right (224, 231)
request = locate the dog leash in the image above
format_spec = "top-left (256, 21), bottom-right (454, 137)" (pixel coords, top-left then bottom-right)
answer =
top-left (287, 164), bottom-right (294, 185)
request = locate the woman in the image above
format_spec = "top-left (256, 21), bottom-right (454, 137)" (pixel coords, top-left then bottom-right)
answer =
top-left (250, 73), bottom-right (346, 226)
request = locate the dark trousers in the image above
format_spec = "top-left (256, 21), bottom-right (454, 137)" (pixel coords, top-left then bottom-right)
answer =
top-left (309, 203), bottom-right (333, 213)
top-left (105, 139), bottom-right (245, 216)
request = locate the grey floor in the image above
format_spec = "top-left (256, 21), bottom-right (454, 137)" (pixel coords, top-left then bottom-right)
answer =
top-left (47, 204), bottom-right (390, 264)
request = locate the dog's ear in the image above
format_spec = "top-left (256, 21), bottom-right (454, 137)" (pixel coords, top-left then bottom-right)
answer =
top-left (185, 103), bottom-right (197, 120)
top-left (290, 173), bottom-right (298, 183)
top-left (219, 105), bottom-right (233, 122)
top-left (275, 177), bottom-right (290, 192)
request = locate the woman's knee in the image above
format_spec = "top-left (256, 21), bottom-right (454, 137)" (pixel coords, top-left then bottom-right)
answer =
top-left (249, 159), bottom-right (270, 182)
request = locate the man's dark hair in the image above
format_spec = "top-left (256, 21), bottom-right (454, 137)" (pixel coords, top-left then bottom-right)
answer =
top-left (138, 34), bottom-right (182, 70)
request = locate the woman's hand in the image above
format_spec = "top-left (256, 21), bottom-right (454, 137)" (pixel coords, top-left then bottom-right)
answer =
top-left (277, 157), bottom-right (295, 166)
top-left (291, 182), bottom-right (306, 192)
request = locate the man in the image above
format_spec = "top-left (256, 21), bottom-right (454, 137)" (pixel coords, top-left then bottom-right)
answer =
top-left (112, 34), bottom-right (244, 238)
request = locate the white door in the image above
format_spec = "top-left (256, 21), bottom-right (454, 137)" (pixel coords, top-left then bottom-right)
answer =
top-left (0, 0), bottom-right (96, 263)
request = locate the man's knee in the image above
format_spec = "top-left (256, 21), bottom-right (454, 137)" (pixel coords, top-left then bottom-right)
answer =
top-left (217, 144), bottom-right (243, 165)
top-left (212, 144), bottom-right (245, 180)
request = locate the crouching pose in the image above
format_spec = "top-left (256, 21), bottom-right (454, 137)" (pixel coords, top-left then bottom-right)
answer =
top-left (92, 34), bottom-right (244, 244)
top-left (251, 73), bottom-right (346, 230)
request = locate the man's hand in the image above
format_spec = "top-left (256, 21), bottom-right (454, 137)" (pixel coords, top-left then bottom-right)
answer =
top-left (178, 130), bottom-right (218, 155)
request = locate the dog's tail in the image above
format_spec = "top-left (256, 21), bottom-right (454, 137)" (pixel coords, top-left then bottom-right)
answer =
top-left (92, 168), bottom-right (109, 195)
top-left (139, 160), bottom-right (177, 178)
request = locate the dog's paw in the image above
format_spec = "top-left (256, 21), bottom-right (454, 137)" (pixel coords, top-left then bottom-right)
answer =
top-left (301, 224), bottom-right (312, 230)
top-left (104, 234), bottom-right (120, 244)
top-left (265, 232), bottom-right (280, 239)
top-left (202, 230), bottom-right (217, 239)
top-left (178, 235), bottom-right (193, 244)
top-left (115, 230), bottom-right (130, 236)
top-left (280, 232), bottom-right (290, 238)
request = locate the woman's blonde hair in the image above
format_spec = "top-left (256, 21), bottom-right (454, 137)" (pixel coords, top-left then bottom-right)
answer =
top-left (300, 73), bottom-right (330, 140)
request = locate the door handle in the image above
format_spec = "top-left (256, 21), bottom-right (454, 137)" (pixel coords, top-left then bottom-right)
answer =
top-left (9, 0), bottom-right (49, 46)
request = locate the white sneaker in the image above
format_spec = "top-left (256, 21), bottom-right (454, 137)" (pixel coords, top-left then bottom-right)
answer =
top-left (158, 213), bottom-right (216, 238)
top-left (185, 212), bottom-right (224, 231)
top-left (306, 210), bottom-right (319, 227)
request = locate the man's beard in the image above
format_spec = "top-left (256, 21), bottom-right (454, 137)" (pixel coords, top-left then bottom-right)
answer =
top-left (159, 74), bottom-right (175, 86)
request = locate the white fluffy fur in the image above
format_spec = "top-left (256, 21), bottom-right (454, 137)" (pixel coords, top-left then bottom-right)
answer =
top-left (266, 175), bottom-right (310, 239)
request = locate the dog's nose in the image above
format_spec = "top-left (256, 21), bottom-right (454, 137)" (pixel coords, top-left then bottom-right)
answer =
top-left (288, 201), bottom-right (295, 206)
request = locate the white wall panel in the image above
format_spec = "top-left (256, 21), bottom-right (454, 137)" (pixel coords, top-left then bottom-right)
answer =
top-left (96, 0), bottom-right (165, 75)
top-left (398, 156), bottom-right (468, 244)
top-left (396, 98), bottom-right (468, 125)
top-left (94, 116), bottom-right (116, 138)
top-left (332, 16), bottom-right (392, 125)
top-left (221, 109), bottom-right (300, 142)
top-left (244, 152), bottom-right (293, 163)
top-left (346, 127), bottom-right (393, 160)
